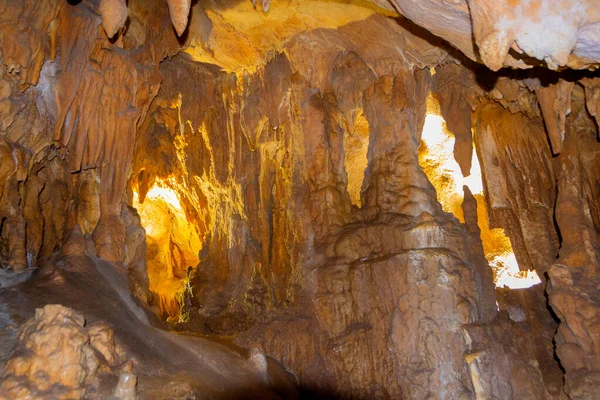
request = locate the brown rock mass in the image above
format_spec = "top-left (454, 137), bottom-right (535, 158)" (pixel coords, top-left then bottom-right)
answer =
top-left (1, 0), bottom-right (600, 398)
top-left (0, 305), bottom-right (125, 399)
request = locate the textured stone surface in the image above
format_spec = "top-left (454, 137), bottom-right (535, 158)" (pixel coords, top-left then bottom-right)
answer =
top-left (390, 0), bottom-right (600, 70)
top-left (1, 0), bottom-right (600, 399)
top-left (0, 305), bottom-right (95, 399)
top-left (0, 251), bottom-right (298, 399)
top-left (535, 79), bottom-right (575, 154)
top-left (88, 322), bottom-right (126, 367)
top-left (134, 24), bottom-right (575, 397)
top-left (0, 304), bottom-right (138, 399)
top-left (547, 95), bottom-right (600, 400)
top-left (99, 0), bottom-right (128, 39)
top-left (473, 101), bottom-right (558, 276)
top-left (496, 285), bottom-right (564, 397)
top-left (0, 0), bottom-right (179, 273)
top-left (463, 311), bottom-right (551, 399)
top-left (113, 372), bottom-right (137, 400)
top-left (167, 0), bottom-right (192, 36)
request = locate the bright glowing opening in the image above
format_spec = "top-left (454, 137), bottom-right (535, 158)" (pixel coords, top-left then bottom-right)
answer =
top-left (132, 178), bottom-right (202, 319)
top-left (146, 185), bottom-right (183, 210)
top-left (419, 95), bottom-right (540, 289)
top-left (489, 253), bottom-right (542, 290)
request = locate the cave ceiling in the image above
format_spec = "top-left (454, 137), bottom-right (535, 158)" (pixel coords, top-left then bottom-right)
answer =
top-left (100, 0), bottom-right (600, 72)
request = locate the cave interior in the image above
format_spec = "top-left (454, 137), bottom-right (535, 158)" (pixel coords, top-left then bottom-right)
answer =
top-left (1, 0), bottom-right (600, 399)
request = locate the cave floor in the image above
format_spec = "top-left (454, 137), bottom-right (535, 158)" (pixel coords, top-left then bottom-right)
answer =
top-left (0, 251), bottom-right (297, 400)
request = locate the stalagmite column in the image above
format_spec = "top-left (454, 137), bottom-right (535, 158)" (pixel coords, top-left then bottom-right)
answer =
top-left (362, 69), bottom-right (438, 217)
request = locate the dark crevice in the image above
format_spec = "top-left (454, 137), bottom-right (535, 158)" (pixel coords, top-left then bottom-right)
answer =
top-left (543, 272), bottom-right (565, 377)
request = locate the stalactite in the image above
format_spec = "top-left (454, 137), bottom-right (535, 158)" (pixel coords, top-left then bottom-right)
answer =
top-left (167, 0), bottom-right (192, 36)
top-left (99, 0), bottom-right (128, 39)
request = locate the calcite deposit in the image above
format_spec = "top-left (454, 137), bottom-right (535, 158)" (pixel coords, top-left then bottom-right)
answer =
top-left (391, 0), bottom-right (600, 70)
top-left (1, 0), bottom-right (600, 399)
top-left (0, 304), bottom-right (127, 399)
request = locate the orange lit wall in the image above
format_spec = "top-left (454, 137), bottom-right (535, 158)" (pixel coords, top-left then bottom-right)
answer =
top-left (132, 179), bottom-right (202, 317)
top-left (419, 95), bottom-right (540, 289)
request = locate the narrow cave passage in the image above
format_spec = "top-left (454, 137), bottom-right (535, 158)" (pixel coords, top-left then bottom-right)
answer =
top-left (418, 94), bottom-right (541, 289)
top-left (132, 177), bottom-right (203, 320)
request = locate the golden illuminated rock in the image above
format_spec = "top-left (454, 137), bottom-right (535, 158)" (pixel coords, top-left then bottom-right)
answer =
top-left (132, 181), bottom-right (203, 317)
top-left (418, 94), bottom-right (541, 289)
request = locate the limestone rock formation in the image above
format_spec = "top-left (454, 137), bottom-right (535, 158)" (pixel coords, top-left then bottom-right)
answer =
top-left (113, 372), bottom-right (137, 400)
top-left (463, 311), bottom-right (551, 399)
top-left (99, 0), bottom-right (128, 39)
top-left (391, 0), bottom-right (600, 70)
top-left (0, 248), bottom-right (297, 398)
top-left (1, 0), bottom-right (600, 399)
top-left (0, 305), bottom-right (122, 399)
top-left (167, 0), bottom-right (192, 36)
top-left (546, 94), bottom-right (600, 399)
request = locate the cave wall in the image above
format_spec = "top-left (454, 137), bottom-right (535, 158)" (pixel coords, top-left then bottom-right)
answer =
top-left (391, 0), bottom-right (600, 71)
top-left (0, 0), bottom-right (183, 298)
top-left (547, 89), bottom-right (600, 399)
top-left (127, 16), bottom-right (579, 399)
top-left (1, 0), bottom-right (600, 399)
top-left (133, 45), bottom-right (498, 400)
top-left (130, 13), bottom-right (451, 324)
top-left (470, 74), bottom-right (600, 399)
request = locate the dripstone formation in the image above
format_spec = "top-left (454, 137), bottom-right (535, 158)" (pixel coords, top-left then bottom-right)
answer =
top-left (1, 0), bottom-right (599, 399)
